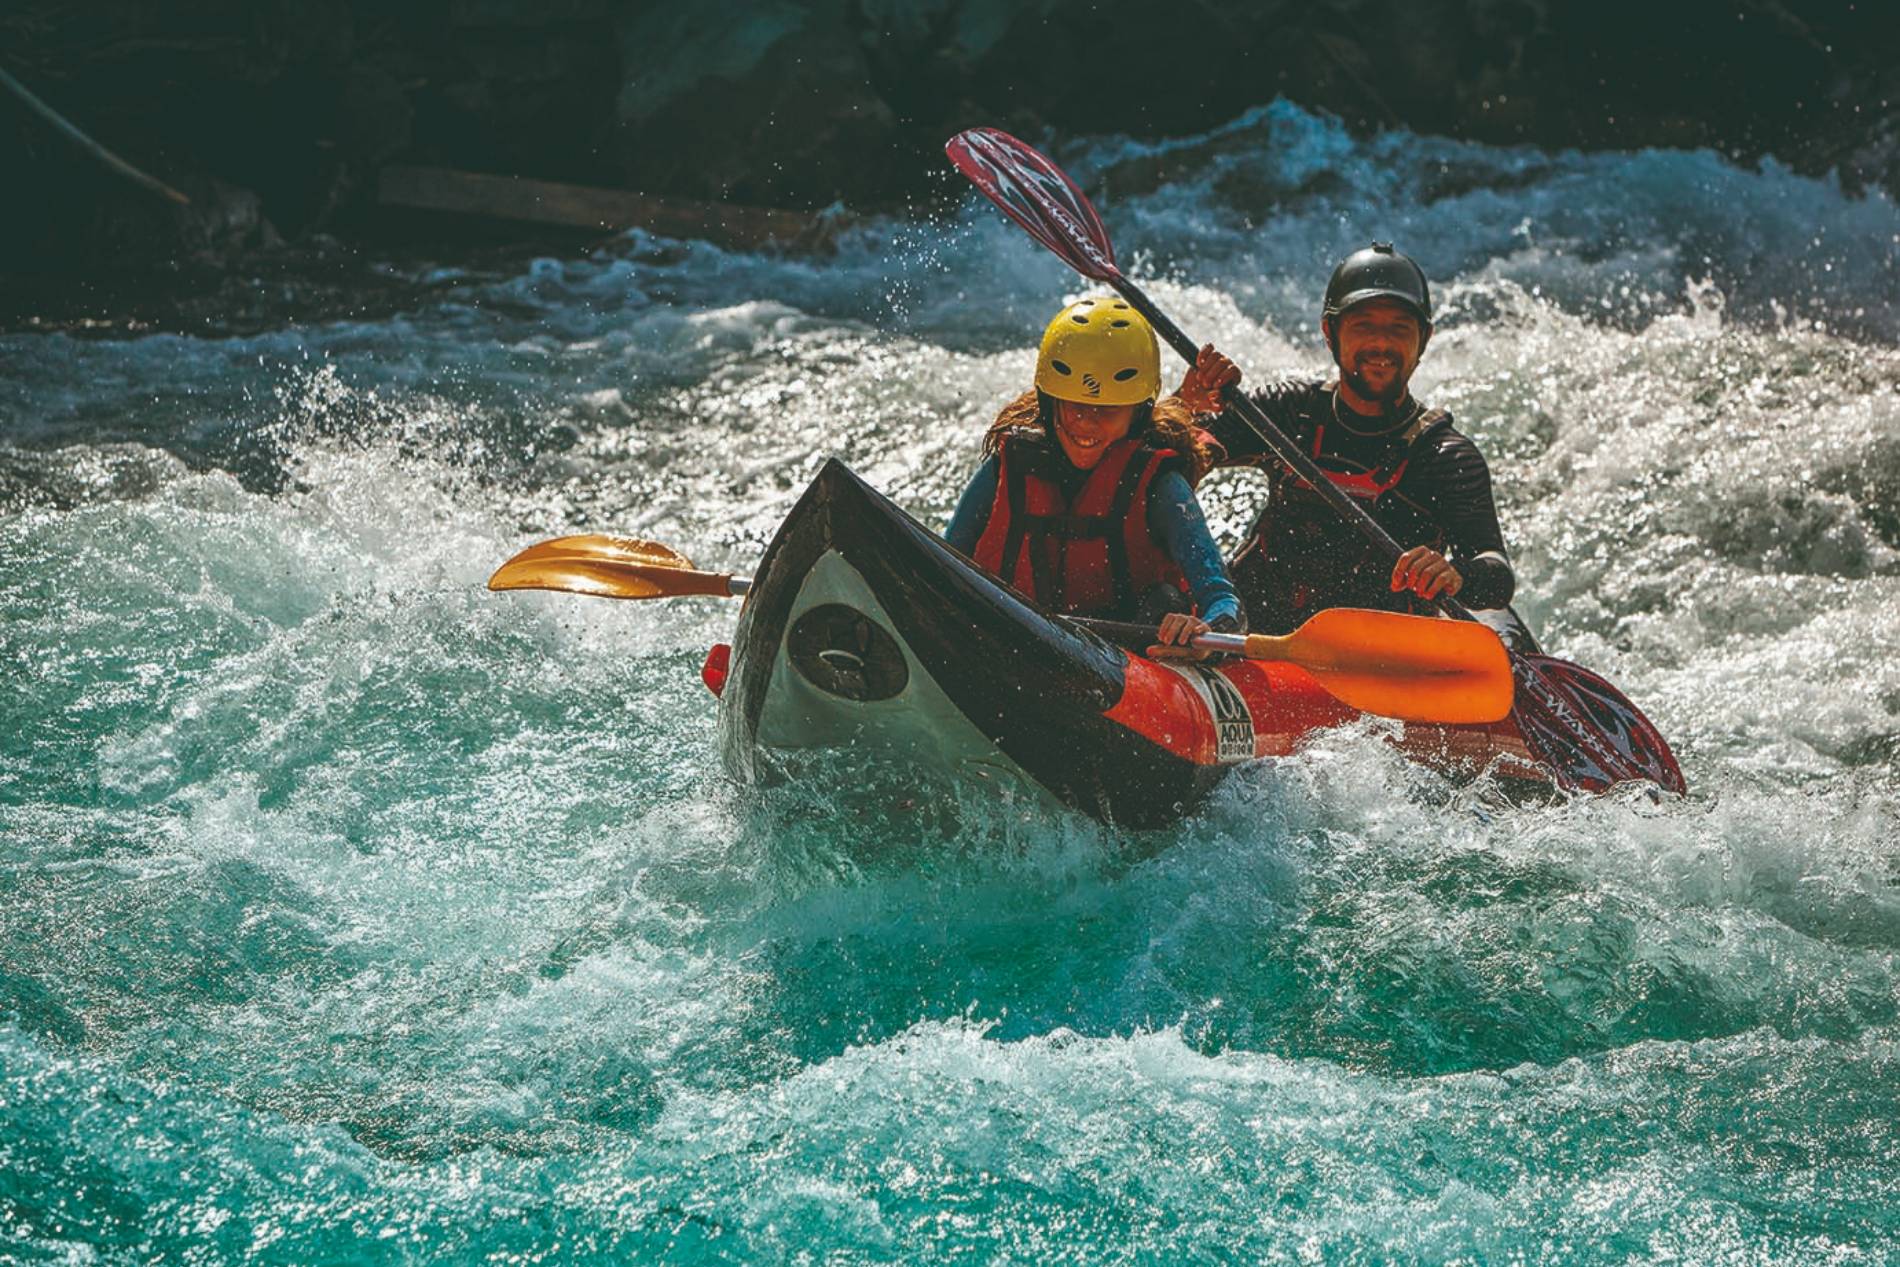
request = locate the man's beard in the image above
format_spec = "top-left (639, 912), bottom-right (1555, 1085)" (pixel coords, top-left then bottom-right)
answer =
top-left (1340, 357), bottom-right (1409, 407)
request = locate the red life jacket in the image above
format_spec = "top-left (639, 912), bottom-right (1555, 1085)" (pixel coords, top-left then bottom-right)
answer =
top-left (1288, 408), bottom-right (1445, 506)
top-left (1249, 404), bottom-right (1453, 623)
top-left (972, 432), bottom-right (1186, 618)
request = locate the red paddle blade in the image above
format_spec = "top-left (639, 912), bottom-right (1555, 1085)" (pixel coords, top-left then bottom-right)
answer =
top-left (1511, 654), bottom-right (1687, 794)
top-left (946, 128), bottom-right (1119, 282)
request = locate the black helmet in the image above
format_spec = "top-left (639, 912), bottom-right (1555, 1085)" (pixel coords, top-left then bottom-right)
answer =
top-left (1322, 242), bottom-right (1432, 327)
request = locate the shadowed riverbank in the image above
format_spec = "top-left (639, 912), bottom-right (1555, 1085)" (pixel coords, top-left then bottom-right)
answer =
top-left (3, 0), bottom-right (1897, 288)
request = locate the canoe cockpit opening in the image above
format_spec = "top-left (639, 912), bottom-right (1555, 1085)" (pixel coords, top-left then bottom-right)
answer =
top-left (788, 603), bottom-right (909, 702)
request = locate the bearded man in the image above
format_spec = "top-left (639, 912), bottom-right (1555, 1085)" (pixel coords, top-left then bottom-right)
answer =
top-left (1177, 243), bottom-right (1525, 641)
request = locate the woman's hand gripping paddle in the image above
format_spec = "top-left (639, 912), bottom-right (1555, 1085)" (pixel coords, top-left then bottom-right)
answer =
top-left (487, 537), bottom-right (1511, 724)
top-left (944, 127), bottom-right (1685, 794)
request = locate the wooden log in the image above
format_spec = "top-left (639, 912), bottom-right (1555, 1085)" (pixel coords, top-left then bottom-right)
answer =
top-left (376, 165), bottom-right (828, 249)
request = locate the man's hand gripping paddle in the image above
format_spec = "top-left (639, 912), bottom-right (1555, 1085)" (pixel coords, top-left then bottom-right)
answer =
top-left (488, 536), bottom-right (1514, 726)
top-left (944, 126), bottom-right (1685, 794)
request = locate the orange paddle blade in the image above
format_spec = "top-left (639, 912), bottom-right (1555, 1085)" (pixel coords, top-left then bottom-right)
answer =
top-left (500, 534), bottom-right (695, 570)
top-left (1246, 608), bottom-right (1514, 724)
top-left (487, 536), bottom-right (737, 600)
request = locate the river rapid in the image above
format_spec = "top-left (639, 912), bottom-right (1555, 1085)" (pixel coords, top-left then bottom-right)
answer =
top-left (4, 102), bottom-right (1899, 1263)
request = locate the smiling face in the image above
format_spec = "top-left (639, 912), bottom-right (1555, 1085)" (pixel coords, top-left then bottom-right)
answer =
top-left (1052, 398), bottom-right (1138, 470)
top-left (1327, 298), bottom-right (1426, 408)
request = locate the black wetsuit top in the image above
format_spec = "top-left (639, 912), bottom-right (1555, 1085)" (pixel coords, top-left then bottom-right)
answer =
top-left (1206, 378), bottom-right (1516, 633)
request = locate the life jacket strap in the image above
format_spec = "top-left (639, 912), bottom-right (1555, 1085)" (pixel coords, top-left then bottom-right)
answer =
top-left (1104, 445), bottom-right (1152, 616)
top-left (1000, 458), bottom-right (1030, 590)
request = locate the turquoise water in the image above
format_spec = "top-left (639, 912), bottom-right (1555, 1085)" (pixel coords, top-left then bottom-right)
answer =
top-left (5, 103), bottom-right (1900, 1262)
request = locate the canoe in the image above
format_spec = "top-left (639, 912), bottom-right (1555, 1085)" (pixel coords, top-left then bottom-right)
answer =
top-left (715, 459), bottom-right (1552, 825)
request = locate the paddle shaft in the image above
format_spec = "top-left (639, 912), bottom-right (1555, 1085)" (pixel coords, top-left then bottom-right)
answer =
top-left (1073, 617), bottom-right (1246, 655)
top-left (497, 555), bottom-right (1501, 708)
top-left (1103, 276), bottom-right (1477, 624)
top-left (626, 584), bottom-right (1256, 659)
top-left (1075, 617), bottom-right (1459, 672)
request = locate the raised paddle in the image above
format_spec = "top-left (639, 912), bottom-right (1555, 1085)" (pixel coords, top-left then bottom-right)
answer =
top-left (488, 535), bottom-right (1515, 725)
top-left (944, 127), bottom-right (1686, 794)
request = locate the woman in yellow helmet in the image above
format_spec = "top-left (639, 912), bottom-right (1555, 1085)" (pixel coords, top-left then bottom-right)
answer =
top-left (944, 297), bottom-right (1243, 657)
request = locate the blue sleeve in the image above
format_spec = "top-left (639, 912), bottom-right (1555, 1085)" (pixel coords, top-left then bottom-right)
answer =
top-left (1147, 470), bottom-right (1242, 627)
top-left (945, 455), bottom-right (1000, 554)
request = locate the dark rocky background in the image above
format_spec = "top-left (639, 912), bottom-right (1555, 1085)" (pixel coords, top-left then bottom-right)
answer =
top-left (3, 0), bottom-right (1896, 282)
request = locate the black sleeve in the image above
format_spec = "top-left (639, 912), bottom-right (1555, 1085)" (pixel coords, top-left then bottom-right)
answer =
top-left (1204, 381), bottom-right (1317, 469)
top-left (1417, 433), bottom-right (1516, 609)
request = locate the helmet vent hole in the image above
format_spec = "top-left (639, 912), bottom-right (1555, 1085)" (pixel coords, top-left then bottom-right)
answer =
top-left (1070, 314), bottom-right (1089, 324)
top-left (1110, 319), bottom-right (1130, 328)
top-left (1113, 367), bottom-right (1139, 381)
top-left (1050, 359), bottom-right (1072, 375)
top-left (1112, 301), bottom-right (1128, 308)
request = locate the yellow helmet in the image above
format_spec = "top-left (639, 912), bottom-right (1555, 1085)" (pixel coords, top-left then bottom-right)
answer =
top-left (1033, 297), bottom-right (1162, 406)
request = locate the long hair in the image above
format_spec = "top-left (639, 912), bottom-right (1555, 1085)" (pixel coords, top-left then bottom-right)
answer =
top-left (981, 390), bottom-right (1217, 484)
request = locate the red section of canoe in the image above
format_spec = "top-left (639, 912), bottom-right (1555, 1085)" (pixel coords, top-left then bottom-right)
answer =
top-left (1105, 650), bottom-right (1550, 783)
